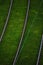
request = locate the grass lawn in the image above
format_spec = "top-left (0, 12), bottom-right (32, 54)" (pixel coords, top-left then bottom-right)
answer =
top-left (0, 0), bottom-right (10, 35)
top-left (16, 0), bottom-right (43, 65)
top-left (0, 0), bottom-right (27, 65)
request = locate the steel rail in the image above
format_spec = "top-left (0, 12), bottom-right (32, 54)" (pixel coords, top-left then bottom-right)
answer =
top-left (13, 0), bottom-right (30, 65)
top-left (0, 0), bottom-right (13, 42)
top-left (36, 34), bottom-right (43, 65)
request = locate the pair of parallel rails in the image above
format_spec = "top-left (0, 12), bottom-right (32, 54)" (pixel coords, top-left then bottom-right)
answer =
top-left (0, 0), bottom-right (43, 65)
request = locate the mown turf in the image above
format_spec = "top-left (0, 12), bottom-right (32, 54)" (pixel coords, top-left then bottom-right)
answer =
top-left (0, 0), bottom-right (10, 35)
top-left (16, 0), bottom-right (43, 65)
top-left (0, 0), bottom-right (27, 65)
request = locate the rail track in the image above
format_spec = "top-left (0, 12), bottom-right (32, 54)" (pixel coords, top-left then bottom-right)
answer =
top-left (0, 0), bottom-right (13, 42)
top-left (0, 0), bottom-right (43, 65)
top-left (13, 0), bottom-right (30, 65)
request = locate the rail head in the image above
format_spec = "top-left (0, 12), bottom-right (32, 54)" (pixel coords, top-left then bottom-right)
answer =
top-left (13, 0), bottom-right (30, 65)
top-left (0, 0), bottom-right (13, 42)
top-left (36, 34), bottom-right (43, 65)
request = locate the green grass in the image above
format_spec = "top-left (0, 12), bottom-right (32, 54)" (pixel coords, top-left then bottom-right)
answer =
top-left (0, 0), bottom-right (27, 65)
top-left (16, 0), bottom-right (43, 65)
top-left (0, 0), bottom-right (10, 35)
